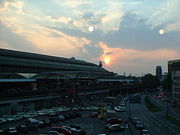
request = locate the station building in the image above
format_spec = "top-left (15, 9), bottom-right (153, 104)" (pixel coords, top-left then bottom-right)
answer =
top-left (0, 48), bottom-right (141, 115)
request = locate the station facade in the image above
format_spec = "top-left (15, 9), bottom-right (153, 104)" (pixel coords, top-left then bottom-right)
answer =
top-left (0, 48), bottom-right (141, 115)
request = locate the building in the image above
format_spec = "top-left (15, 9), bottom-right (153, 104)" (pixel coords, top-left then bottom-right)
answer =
top-left (156, 66), bottom-right (162, 79)
top-left (0, 48), bottom-right (141, 115)
top-left (168, 60), bottom-right (180, 104)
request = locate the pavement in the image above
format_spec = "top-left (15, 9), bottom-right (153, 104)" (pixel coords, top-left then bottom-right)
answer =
top-left (129, 95), bottom-right (180, 135)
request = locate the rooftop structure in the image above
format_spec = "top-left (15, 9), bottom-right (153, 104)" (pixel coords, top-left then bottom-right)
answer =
top-left (0, 48), bottom-right (108, 73)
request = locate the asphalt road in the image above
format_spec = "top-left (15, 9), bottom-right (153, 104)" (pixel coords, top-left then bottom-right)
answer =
top-left (129, 95), bottom-right (180, 135)
top-left (150, 95), bottom-right (180, 119)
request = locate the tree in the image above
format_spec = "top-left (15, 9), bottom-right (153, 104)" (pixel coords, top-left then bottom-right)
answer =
top-left (141, 73), bottom-right (160, 89)
top-left (161, 73), bottom-right (172, 91)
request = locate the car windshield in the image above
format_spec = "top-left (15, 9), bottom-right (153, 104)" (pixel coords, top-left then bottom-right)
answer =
top-left (0, 1), bottom-right (179, 135)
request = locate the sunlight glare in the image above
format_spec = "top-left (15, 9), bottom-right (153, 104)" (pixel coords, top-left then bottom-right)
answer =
top-left (104, 56), bottom-right (110, 65)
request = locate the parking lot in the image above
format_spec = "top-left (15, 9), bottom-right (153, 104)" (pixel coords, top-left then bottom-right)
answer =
top-left (0, 97), bottom-right (132, 135)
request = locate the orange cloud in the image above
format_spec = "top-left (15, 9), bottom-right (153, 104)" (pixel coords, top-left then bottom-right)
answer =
top-left (98, 42), bottom-right (180, 74)
top-left (25, 26), bottom-right (91, 57)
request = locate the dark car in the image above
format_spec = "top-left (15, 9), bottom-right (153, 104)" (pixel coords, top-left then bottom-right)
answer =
top-left (42, 118), bottom-right (51, 126)
top-left (135, 121), bottom-right (144, 130)
top-left (62, 114), bottom-right (71, 120)
top-left (38, 120), bottom-right (46, 128)
top-left (49, 116), bottom-right (59, 123)
top-left (74, 112), bottom-right (81, 117)
top-left (68, 112), bottom-right (77, 119)
top-left (16, 124), bottom-right (28, 133)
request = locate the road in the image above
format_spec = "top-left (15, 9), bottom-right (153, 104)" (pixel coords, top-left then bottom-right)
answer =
top-left (129, 95), bottom-right (180, 135)
top-left (150, 95), bottom-right (180, 119)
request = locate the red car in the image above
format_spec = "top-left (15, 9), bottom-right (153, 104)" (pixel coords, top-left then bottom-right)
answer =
top-left (107, 118), bottom-right (123, 124)
top-left (51, 127), bottom-right (72, 135)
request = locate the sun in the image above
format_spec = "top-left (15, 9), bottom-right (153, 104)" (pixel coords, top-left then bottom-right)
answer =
top-left (104, 56), bottom-right (110, 65)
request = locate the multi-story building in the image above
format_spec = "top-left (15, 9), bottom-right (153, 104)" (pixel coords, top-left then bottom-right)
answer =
top-left (156, 66), bottom-right (162, 79)
top-left (168, 60), bottom-right (180, 104)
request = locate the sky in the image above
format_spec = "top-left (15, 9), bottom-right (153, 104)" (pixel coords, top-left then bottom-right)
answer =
top-left (0, 0), bottom-right (180, 76)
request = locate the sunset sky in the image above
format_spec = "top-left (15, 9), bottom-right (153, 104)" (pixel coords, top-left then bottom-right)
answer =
top-left (0, 0), bottom-right (180, 76)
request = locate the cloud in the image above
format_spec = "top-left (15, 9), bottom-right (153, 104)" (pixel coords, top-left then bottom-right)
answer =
top-left (100, 12), bottom-right (180, 50)
top-left (65, 0), bottom-right (92, 8)
top-left (164, 22), bottom-right (180, 32)
top-left (148, 0), bottom-right (180, 31)
top-left (51, 16), bottom-right (72, 24)
top-left (25, 26), bottom-right (91, 57)
top-left (98, 42), bottom-right (180, 74)
top-left (0, 40), bottom-right (13, 50)
top-left (0, 0), bottom-right (24, 15)
top-left (0, 21), bottom-right (36, 52)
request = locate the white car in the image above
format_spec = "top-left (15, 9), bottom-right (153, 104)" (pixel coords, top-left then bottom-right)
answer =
top-left (114, 106), bottom-right (126, 112)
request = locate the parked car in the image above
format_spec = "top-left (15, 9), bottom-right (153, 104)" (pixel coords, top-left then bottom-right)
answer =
top-left (114, 106), bottom-right (125, 112)
top-left (38, 120), bottom-right (46, 128)
top-left (0, 118), bottom-right (7, 124)
top-left (42, 118), bottom-right (51, 126)
top-left (58, 115), bottom-right (66, 121)
top-left (107, 118), bottom-right (124, 124)
top-left (16, 124), bottom-right (28, 133)
top-left (74, 112), bottom-right (81, 117)
top-left (49, 116), bottom-right (59, 123)
top-left (140, 129), bottom-right (151, 135)
top-left (131, 117), bottom-right (138, 124)
top-left (107, 124), bottom-right (125, 132)
top-left (6, 127), bottom-right (17, 135)
top-left (63, 125), bottom-right (86, 135)
top-left (62, 114), bottom-right (71, 120)
top-left (135, 121), bottom-right (144, 130)
top-left (67, 124), bottom-right (81, 130)
top-left (48, 130), bottom-right (65, 135)
top-left (51, 127), bottom-right (72, 135)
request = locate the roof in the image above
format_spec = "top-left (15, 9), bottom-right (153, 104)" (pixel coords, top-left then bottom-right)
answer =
top-left (0, 79), bottom-right (36, 82)
top-left (0, 48), bottom-right (109, 73)
top-left (0, 73), bottom-right (25, 79)
top-left (0, 48), bottom-right (97, 66)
